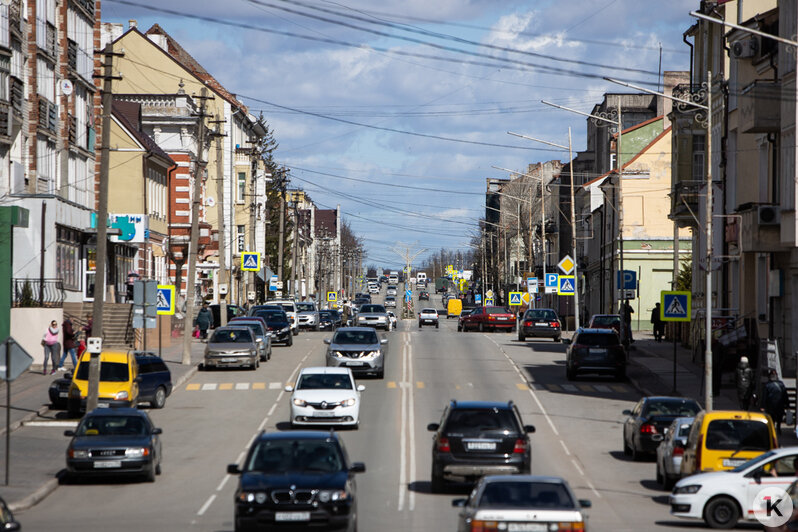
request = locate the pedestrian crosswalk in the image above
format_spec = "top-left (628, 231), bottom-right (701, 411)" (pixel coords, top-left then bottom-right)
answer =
top-left (185, 382), bottom-right (290, 391)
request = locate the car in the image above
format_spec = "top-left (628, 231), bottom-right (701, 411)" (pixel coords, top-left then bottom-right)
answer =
top-left (0, 496), bottom-right (20, 531)
top-left (260, 300), bottom-right (299, 336)
top-left (228, 318), bottom-right (273, 361)
top-left (670, 447), bottom-right (798, 529)
top-left (428, 400), bottom-right (535, 493)
top-left (67, 350), bottom-right (140, 417)
top-left (655, 416), bottom-right (694, 490)
top-left (386, 285), bottom-right (397, 296)
top-left (285, 367), bottom-right (365, 428)
top-left (386, 311), bottom-right (397, 329)
top-left (446, 298), bottom-right (463, 319)
top-left (457, 308), bottom-right (476, 331)
top-left (452, 475), bottom-right (590, 532)
top-left (354, 304), bottom-right (391, 331)
top-left (64, 407), bottom-right (162, 482)
top-left (418, 308), bottom-right (439, 328)
top-left (296, 301), bottom-right (321, 331)
top-left (353, 296), bottom-right (370, 308)
top-left (203, 326), bottom-right (259, 370)
top-left (458, 306), bottom-right (516, 332)
top-left (368, 285), bottom-right (379, 294)
top-left (518, 308), bottom-right (562, 341)
top-left (384, 296), bottom-right (396, 309)
top-left (418, 290), bottom-right (430, 301)
top-left (325, 327), bottom-right (388, 379)
top-left (563, 328), bottom-right (627, 381)
top-left (318, 309), bottom-right (342, 330)
top-left (621, 397), bottom-right (701, 461)
top-left (253, 310), bottom-right (293, 346)
top-left (588, 314), bottom-right (621, 335)
top-left (228, 430), bottom-right (365, 532)
top-left (134, 352), bottom-right (173, 409)
top-left (209, 303), bottom-right (244, 328)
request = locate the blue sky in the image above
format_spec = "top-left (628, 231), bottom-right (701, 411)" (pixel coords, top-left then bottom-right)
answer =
top-left (102, 0), bottom-right (697, 270)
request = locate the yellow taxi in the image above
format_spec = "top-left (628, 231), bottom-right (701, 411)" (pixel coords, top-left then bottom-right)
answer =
top-left (67, 350), bottom-right (139, 416)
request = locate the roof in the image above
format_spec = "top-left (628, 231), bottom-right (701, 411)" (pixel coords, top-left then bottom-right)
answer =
top-left (611, 115), bottom-right (664, 139)
top-left (86, 407), bottom-right (145, 417)
top-left (482, 475), bottom-right (569, 484)
top-left (582, 124), bottom-right (672, 189)
top-left (112, 100), bottom-right (175, 166)
top-left (298, 366), bottom-right (352, 375)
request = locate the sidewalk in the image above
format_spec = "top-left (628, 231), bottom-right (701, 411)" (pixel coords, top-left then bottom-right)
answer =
top-left (0, 338), bottom-right (207, 512)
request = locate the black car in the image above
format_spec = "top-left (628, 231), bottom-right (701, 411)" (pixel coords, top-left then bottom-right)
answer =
top-left (318, 310), bottom-right (342, 330)
top-left (254, 310), bottom-right (293, 346)
top-left (563, 328), bottom-right (626, 381)
top-left (0, 496), bottom-right (20, 531)
top-left (209, 304), bottom-right (244, 328)
top-left (228, 430), bottom-right (365, 531)
top-left (64, 407), bottom-right (162, 482)
top-left (418, 291), bottom-right (430, 301)
top-left (622, 396), bottom-right (701, 460)
top-left (518, 308), bottom-right (561, 342)
top-left (428, 400), bottom-right (535, 493)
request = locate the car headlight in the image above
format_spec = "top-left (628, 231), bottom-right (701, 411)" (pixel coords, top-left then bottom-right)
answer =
top-left (293, 398), bottom-right (307, 407)
top-left (125, 447), bottom-right (150, 458)
top-left (364, 351), bottom-right (380, 358)
top-left (238, 491), bottom-right (268, 504)
top-left (114, 391), bottom-right (129, 400)
top-left (318, 489), bottom-right (349, 502)
top-left (68, 449), bottom-right (88, 458)
top-left (281, 327), bottom-right (290, 333)
top-left (341, 398), bottom-right (356, 407)
top-left (330, 351), bottom-right (343, 358)
top-left (674, 484), bottom-right (701, 494)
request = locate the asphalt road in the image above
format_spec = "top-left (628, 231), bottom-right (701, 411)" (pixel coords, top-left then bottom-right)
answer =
top-left (16, 290), bottom-right (757, 531)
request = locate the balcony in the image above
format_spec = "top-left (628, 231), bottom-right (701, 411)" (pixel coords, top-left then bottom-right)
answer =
top-left (9, 0), bottom-right (22, 38)
top-left (38, 97), bottom-right (57, 134)
top-left (670, 180), bottom-right (703, 228)
top-left (67, 39), bottom-right (77, 72)
top-left (740, 81), bottom-right (780, 134)
top-left (12, 278), bottom-right (65, 308)
top-left (68, 114), bottom-right (76, 144)
top-left (70, 0), bottom-right (95, 19)
top-left (36, 19), bottom-right (57, 59)
top-left (739, 204), bottom-right (782, 252)
top-left (0, 102), bottom-right (10, 143)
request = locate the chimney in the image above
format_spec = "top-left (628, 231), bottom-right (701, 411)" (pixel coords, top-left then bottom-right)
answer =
top-left (128, 19), bottom-right (137, 29)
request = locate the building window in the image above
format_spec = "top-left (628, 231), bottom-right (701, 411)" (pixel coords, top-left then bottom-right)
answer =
top-left (0, 54), bottom-right (9, 102)
top-left (237, 225), bottom-right (245, 252)
top-left (67, 6), bottom-right (93, 81)
top-left (237, 172), bottom-right (246, 203)
top-left (73, 84), bottom-right (88, 149)
top-left (36, 56), bottom-right (55, 101)
top-left (692, 134), bottom-right (705, 181)
top-left (37, 135), bottom-right (56, 190)
top-left (56, 225), bottom-right (81, 290)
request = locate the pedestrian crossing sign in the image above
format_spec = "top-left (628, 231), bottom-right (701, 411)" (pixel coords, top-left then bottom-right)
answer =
top-left (557, 276), bottom-right (575, 296)
top-left (241, 252), bottom-right (261, 271)
top-left (509, 292), bottom-right (523, 305)
top-left (327, 292), bottom-right (337, 303)
top-left (661, 291), bottom-right (690, 322)
top-left (156, 285), bottom-right (175, 315)
top-left (485, 298), bottom-right (494, 306)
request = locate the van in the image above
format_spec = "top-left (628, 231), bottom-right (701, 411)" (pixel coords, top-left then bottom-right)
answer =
top-left (446, 297), bottom-right (462, 319)
top-left (67, 350), bottom-right (140, 416)
top-left (680, 410), bottom-right (777, 475)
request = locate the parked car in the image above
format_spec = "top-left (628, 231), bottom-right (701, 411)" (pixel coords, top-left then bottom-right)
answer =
top-left (518, 308), bottom-right (561, 341)
top-left (318, 309), bottom-right (342, 331)
top-left (457, 306), bottom-right (515, 332)
top-left (252, 310), bottom-right (293, 346)
top-left (67, 350), bottom-right (140, 417)
top-left (588, 314), bottom-right (621, 335)
top-left (228, 318), bottom-right (273, 361)
top-left (134, 352), bottom-right (173, 409)
top-left (563, 328), bottom-right (626, 381)
top-left (64, 407), bottom-right (162, 482)
top-left (428, 400), bottom-right (535, 493)
top-left (285, 367), bottom-right (365, 428)
top-left (203, 326), bottom-right (259, 370)
top-left (228, 431), bottom-right (365, 532)
top-left (325, 327), bottom-right (388, 379)
top-left (354, 304), bottom-right (391, 331)
top-left (418, 308), bottom-right (439, 328)
top-left (452, 475), bottom-right (590, 532)
top-left (457, 308), bottom-right (476, 331)
top-left (655, 416), bottom-right (694, 490)
top-left (671, 447), bottom-right (798, 529)
top-left (621, 397), bottom-right (701, 461)
top-left (296, 301), bottom-right (321, 331)
top-left (418, 290), bottom-right (430, 301)
top-left (209, 303), bottom-right (243, 328)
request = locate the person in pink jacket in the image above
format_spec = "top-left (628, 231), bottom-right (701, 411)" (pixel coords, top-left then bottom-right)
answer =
top-left (41, 320), bottom-right (60, 375)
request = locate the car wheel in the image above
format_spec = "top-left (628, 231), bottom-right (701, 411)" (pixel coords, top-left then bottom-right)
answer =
top-left (286, 335), bottom-right (293, 347)
top-left (663, 473), bottom-right (676, 491)
top-left (631, 442), bottom-right (641, 461)
top-left (435, 323), bottom-right (439, 329)
top-left (566, 366), bottom-right (576, 381)
top-left (655, 462), bottom-right (663, 486)
top-left (152, 386), bottom-right (167, 409)
top-left (623, 430), bottom-right (632, 456)
top-left (156, 463), bottom-right (162, 475)
top-left (518, 333), bottom-right (525, 342)
top-left (377, 369), bottom-right (385, 379)
top-left (615, 368), bottom-right (626, 381)
top-left (704, 496), bottom-right (740, 529)
top-left (293, 328), bottom-right (299, 336)
top-left (553, 335), bottom-right (561, 342)
top-left (315, 324), bottom-right (320, 331)
top-left (457, 324), bottom-right (462, 332)
top-left (67, 400), bottom-right (80, 419)
top-left (144, 465), bottom-right (156, 483)
top-left (430, 466), bottom-right (445, 494)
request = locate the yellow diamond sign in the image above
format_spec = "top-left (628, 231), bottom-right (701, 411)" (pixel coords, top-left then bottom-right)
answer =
top-left (557, 255), bottom-right (575, 275)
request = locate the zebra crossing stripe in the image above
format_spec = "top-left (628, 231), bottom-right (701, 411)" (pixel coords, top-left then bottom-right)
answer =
top-left (269, 382), bottom-right (282, 389)
top-left (252, 383), bottom-right (266, 389)
top-left (219, 383), bottom-right (233, 390)
top-left (235, 383), bottom-right (250, 390)
top-left (201, 383), bottom-right (217, 391)
top-left (186, 383), bottom-right (200, 391)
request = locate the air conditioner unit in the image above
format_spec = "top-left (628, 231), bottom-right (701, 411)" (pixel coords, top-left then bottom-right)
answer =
top-left (731, 37), bottom-right (759, 59)
top-left (757, 205), bottom-right (780, 226)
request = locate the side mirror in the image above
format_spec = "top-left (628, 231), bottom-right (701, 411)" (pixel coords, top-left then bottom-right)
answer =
top-left (63, 430), bottom-right (75, 437)
top-left (427, 423), bottom-right (439, 432)
top-left (622, 410), bottom-right (633, 416)
top-left (227, 464), bottom-right (241, 475)
top-left (357, 385), bottom-right (366, 392)
top-left (380, 339), bottom-right (388, 345)
top-left (451, 498), bottom-right (467, 507)
top-left (349, 462), bottom-right (366, 474)
top-left (562, 338), bottom-right (571, 345)
top-left (285, 385), bottom-right (294, 392)
top-left (663, 427), bottom-right (670, 435)
top-left (524, 425), bottom-right (536, 434)
top-left (323, 339), bottom-right (331, 345)
top-left (152, 428), bottom-right (163, 435)
top-left (256, 338), bottom-right (263, 343)
top-left (579, 499), bottom-right (592, 508)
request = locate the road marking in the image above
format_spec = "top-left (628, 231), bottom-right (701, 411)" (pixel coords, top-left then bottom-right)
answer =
top-left (610, 384), bottom-right (629, 393)
top-left (455, 384), bottom-right (461, 390)
top-left (22, 420), bottom-right (78, 427)
top-left (201, 383), bottom-right (217, 391)
top-left (219, 383), bottom-right (233, 390)
top-left (267, 403), bottom-right (278, 417)
top-left (570, 459), bottom-right (584, 476)
top-left (594, 384), bottom-right (612, 393)
top-left (387, 381), bottom-right (397, 388)
top-left (216, 474), bottom-right (230, 492)
top-left (252, 382), bottom-right (266, 389)
top-left (408, 335), bottom-right (416, 512)
top-left (398, 338), bottom-right (407, 512)
top-left (416, 381), bottom-right (425, 389)
top-left (235, 382), bottom-right (249, 390)
top-left (560, 440), bottom-right (571, 456)
top-left (577, 384), bottom-right (593, 392)
top-left (186, 383), bottom-right (200, 391)
top-left (561, 384), bottom-right (578, 392)
top-left (269, 382), bottom-right (282, 389)
top-left (547, 384), bottom-right (562, 392)
top-left (197, 494), bottom-right (215, 516)
top-left (516, 382), bottom-right (528, 390)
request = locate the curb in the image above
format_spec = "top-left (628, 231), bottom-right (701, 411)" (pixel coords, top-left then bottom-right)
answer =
top-left (0, 404), bottom-right (51, 438)
top-left (7, 478), bottom-right (58, 513)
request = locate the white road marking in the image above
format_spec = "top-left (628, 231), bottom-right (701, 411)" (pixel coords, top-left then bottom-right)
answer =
top-left (201, 383), bottom-right (217, 391)
top-left (267, 403), bottom-right (278, 417)
top-left (197, 494), bottom-right (215, 516)
top-left (269, 382), bottom-right (282, 389)
top-left (570, 459), bottom-right (584, 476)
top-left (594, 384), bottom-right (612, 393)
top-left (407, 334), bottom-right (416, 511)
top-left (235, 382), bottom-right (249, 390)
top-left (398, 337), bottom-right (408, 512)
top-left (560, 440), bottom-right (571, 456)
top-left (216, 474), bottom-right (230, 492)
top-left (585, 478), bottom-right (602, 498)
top-left (561, 384), bottom-right (578, 392)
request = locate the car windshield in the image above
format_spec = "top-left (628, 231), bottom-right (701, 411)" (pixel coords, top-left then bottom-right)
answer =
top-left (360, 305), bottom-right (386, 313)
top-left (705, 419), bottom-right (771, 451)
top-left (486, 307), bottom-right (512, 314)
top-left (75, 361), bottom-right (129, 382)
top-left (575, 332), bottom-right (620, 347)
top-left (76, 415), bottom-right (148, 436)
top-left (444, 408), bottom-right (520, 436)
top-left (385, 296), bottom-right (395, 301)
top-left (677, 422), bottom-right (693, 438)
top-left (642, 400), bottom-right (700, 417)
top-left (525, 310), bottom-right (558, 320)
top-left (319, 311), bottom-right (334, 319)
top-left (591, 315), bottom-right (620, 326)
top-left (255, 311), bottom-right (288, 324)
top-left (245, 439), bottom-right (344, 474)
top-left (332, 330), bottom-right (379, 345)
top-left (210, 329), bottom-right (253, 343)
top-left (278, 304), bottom-right (294, 313)
top-left (421, 309), bottom-right (437, 314)
top-left (297, 374), bottom-right (353, 390)
top-left (296, 303), bottom-right (315, 312)
top-left (478, 481), bottom-right (575, 510)
top-left (231, 322), bottom-right (264, 336)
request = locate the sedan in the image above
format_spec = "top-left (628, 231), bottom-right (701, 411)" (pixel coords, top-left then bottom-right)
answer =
top-left (452, 475), bottom-right (590, 532)
top-left (354, 304), bottom-right (391, 331)
top-left (64, 408), bottom-right (162, 482)
top-left (458, 306), bottom-right (516, 332)
top-left (418, 308), bottom-right (439, 328)
top-left (418, 291), bottom-right (430, 301)
top-left (622, 397), bottom-right (701, 461)
top-left (563, 328), bottom-right (626, 380)
top-left (656, 416), bottom-right (694, 489)
top-left (286, 367), bottom-right (365, 428)
top-left (588, 314), bottom-right (621, 335)
top-left (253, 310), bottom-right (293, 346)
top-left (384, 296), bottom-right (396, 309)
top-left (518, 308), bottom-right (561, 342)
top-left (203, 326), bottom-right (259, 370)
top-left (325, 327), bottom-right (388, 379)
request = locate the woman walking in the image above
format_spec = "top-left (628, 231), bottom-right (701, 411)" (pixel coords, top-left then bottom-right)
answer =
top-left (58, 318), bottom-right (78, 371)
top-left (42, 320), bottom-right (60, 375)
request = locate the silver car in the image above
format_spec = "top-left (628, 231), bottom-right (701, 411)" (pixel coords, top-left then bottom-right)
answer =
top-left (227, 319), bottom-right (272, 362)
top-left (203, 326), bottom-right (259, 370)
top-left (325, 327), bottom-right (387, 379)
top-left (655, 416), bottom-right (693, 490)
top-left (384, 296), bottom-right (396, 309)
top-left (296, 301), bottom-right (320, 331)
top-left (355, 304), bottom-right (391, 331)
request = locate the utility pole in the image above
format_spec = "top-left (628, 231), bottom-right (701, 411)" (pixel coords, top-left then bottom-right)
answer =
top-left (704, 71), bottom-right (714, 410)
top-left (181, 87), bottom-right (210, 366)
top-left (212, 129), bottom-right (228, 326)
top-left (568, 127), bottom-right (580, 330)
top-left (391, 242), bottom-right (426, 318)
top-left (291, 201), bottom-right (299, 299)
top-left (248, 149), bottom-right (258, 303)
top-left (87, 43), bottom-right (122, 412)
top-left (277, 171), bottom-right (286, 286)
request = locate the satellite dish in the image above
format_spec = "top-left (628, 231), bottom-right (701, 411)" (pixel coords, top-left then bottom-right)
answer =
top-left (206, 196), bottom-right (216, 207)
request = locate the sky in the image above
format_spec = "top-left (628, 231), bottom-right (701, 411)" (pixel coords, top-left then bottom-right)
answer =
top-left (102, 0), bottom-right (698, 270)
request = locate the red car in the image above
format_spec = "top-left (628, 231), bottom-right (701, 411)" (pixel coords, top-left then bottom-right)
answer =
top-left (457, 306), bottom-right (516, 332)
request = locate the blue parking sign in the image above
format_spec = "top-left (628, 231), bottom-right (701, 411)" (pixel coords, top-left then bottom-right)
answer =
top-left (475, 294), bottom-right (482, 304)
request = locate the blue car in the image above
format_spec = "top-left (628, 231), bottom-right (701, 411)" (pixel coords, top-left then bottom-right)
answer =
top-left (134, 353), bottom-right (173, 409)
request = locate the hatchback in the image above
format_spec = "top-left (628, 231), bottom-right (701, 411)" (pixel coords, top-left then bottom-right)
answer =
top-left (563, 328), bottom-right (626, 380)
top-left (134, 353), bottom-right (173, 409)
top-left (621, 397), bottom-right (700, 460)
top-left (67, 350), bottom-right (140, 417)
top-left (418, 308), bottom-right (439, 328)
top-left (325, 327), bottom-right (387, 379)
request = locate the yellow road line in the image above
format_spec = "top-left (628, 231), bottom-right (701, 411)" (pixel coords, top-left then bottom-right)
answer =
top-left (455, 385), bottom-right (461, 390)
top-left (577, 384), bottom-right (594, 392)
top-left (516, 382), bottom-right (528, 390)
top-left (219, 383), bottom-right (233, 390)
top-left (387, 381), bottom-right (397, 389)
top-left (416, 381), bottom-right (425, 389)
top-left (252, 382), bottom-right (266, 390)
top-left (185, 383), bottom-right (200, 391)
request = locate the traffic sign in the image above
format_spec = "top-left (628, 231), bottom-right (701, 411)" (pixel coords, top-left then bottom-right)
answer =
top-left (545, 273), bottom-right (559, 294)
top-left (241, 252), bottom-right (261, 271)
top-left (405, 289), bottom-right (412, 300)
top-left (527, 277), bottom-right (539, 294)
top-left (475, 294), bottom-right (482, 304)
top-left (617, 270), bottom-right (637, 290)
top-left (327, 292), bottom-right (337, 302)
top-left (521, 292), bottom-right (531, 304)
top-left (661, 291), bottom-right (691, 322)
top-left (509, 292), bottom-right (523, 306)
top-left (0, 337), bottom-right (33, 382)
top-left (558, 255), bottom-right (575, 275)
top-left (485, 298), bottom-right (494, 306)
top-left (156, 285), bottom-right (175, 315)
top-left (557, 275), bottom-right (575, 296)
top-left (486, 289), bottom-right (494, 299)
top-left (269, 275), bottom-right (278, 292)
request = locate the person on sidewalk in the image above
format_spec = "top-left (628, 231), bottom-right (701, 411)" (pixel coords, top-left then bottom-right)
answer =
top-left (650, 302), bottom-right (664, 342)
top-left (622, 300), bottom-right (634, 344)
top-left (58, 318), bottom-right (78, 371)
top-left (41, 320), bottom-right (60, 375)
top-left (194, 302), bottom-right (213, 340)
top-left (735, 356), bottom-right (754, 410)
top-left (82, 316), bottom-right (93, 339)
top-left (763, 369), bottom-right (788, 433)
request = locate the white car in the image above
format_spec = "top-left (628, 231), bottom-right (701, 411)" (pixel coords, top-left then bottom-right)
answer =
top-left (418, 308), bottom-right (439, 328)
top-left (670, 447), bottom-right (798, 529)
top-left (286, 367), bottom-right (365, 428)
top-left (384, 296), bottom-right (396, 308)
top-left (368, 285), bottom-right (379, 294)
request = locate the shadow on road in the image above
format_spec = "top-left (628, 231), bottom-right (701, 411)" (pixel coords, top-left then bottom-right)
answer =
top-left (409, 480), bottom-right (471, 495)
top-left (654, 520), bottom-right (760, 529)
top-left (521, 362), bottom-right (640, 402)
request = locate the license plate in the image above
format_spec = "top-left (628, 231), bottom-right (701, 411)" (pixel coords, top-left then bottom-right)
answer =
top-left (275, 512), bottom-right (311, 522)
top-left (723, 458), bottom-right (747, 467)
top-left (466, 441), bottom-right (497, 451)
top-left (222, 357), bottom-right (237, 362)
top-left (589, 348), bottom-right (606, 355)
top-left (346, 362), bottom-right (365, 367)
top-left (94, 460), bottom-right (121, 468)
top-left (508, 524), bottom-right (547, 532)
top-left (535, 322), bottom-right (548, 326)
top-left (97, 402), bottom-right (109, 408)
top-left (313, 410), bottom-right (337, 417)
top-left (496, 317), bottom-right (508, 320)
top-left (59, 392), bottom-right (68, 398)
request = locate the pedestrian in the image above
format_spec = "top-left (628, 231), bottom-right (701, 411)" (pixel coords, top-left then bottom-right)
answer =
top-left (735, 356), bottom-right (754, 410)
top-left (622, 300), bottom-right (634, 344)
top-left (194, 302), bottom-right (213, 339)
top-left (41, 320), bottom-right (60, 375)
top-left (341, 300), bottom-right (351, 326)
top-left (82, 316), bottom-right (93, 339)
top-left (58, 318), bottom-right (78, 371)
top-left (650, 302), bottom-right (664, 342)
top-left (763, 368), bottom-right (788, 433)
